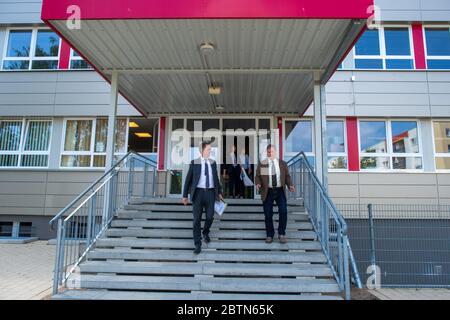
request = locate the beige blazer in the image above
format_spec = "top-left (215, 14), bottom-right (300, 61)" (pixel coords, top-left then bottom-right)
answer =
top-left (255, 158), bottom-right (293, 202)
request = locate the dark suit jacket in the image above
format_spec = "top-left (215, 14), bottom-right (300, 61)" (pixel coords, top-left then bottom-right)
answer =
top-left (182, 158), bottom-right (223, 202)
top-left (255, 158), bottom-right (293, 202)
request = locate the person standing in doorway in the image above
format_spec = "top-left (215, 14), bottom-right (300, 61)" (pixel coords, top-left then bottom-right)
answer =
top-left (225, 144), bottom-right (240, 198)
top-left (182, 141), bottom-right (223, 254)
top-left (238, 147), bottom-right (251, 198)
top-left (255, 144), bottom-right (295, 244)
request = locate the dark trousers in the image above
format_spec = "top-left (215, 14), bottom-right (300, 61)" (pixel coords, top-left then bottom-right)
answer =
top-left (263, 188), bottom-right (288, 238)
top-left (227, 166), bottom-right (241, 197)
top-left (192, 188), bottom-right (215, 247)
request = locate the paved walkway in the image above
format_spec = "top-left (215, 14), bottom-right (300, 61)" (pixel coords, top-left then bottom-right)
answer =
top-left (370, 288), bottom-right (450, 300)
top-left (0, 241), bottom-right (55, 300)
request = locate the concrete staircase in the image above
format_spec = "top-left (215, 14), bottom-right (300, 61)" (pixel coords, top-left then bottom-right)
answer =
top-left (53, 198), bottom-right (343, 300)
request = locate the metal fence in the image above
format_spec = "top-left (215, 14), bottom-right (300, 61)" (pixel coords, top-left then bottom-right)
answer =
top-left (337, 203), bottom-right (450, 288)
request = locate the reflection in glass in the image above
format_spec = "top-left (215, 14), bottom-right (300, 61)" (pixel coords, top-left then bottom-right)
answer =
top-left (285, 121), bottom-right (312, 154)
top-left (433, 121), bottom-right (450, 154)
top-left (24, 121), bottom-right (52, 151)
top-left (384, 28), bottom-right (410, 56)
top-left (436, 157), bottom-right (450, 170)
top-left (61, 155), bottom-right (91, 167)
top-left (328, 156), bottom-right (347, 169)
top-left (64, 120), bottom-right (92, 151)
top-left (2, 61), bottom-right (29, 70)
top-left (35, 30), bottom-right (59, 57)
top-left (391, 121), bottom-right (419, 153)
top-left (425, 28), bottom-right (450, 56)
top-left (359, 121), bottom-right (387, 153)
top-left (6, 30), bottom-right (32, 57)
top-left (31, 60), bottom-right (58, 70)
top-left (360, 157), bottom-right (390, 170)
top-left (392, 157), bottom-right (422, 170)
top-left (327, 121), bottom-right (345, 152)
top-left (0, 121), bottom-right (22, 151)
top-left (355, 29), bottom-right (380, 55)
top-left (94, 119), bottom-right (108, 153)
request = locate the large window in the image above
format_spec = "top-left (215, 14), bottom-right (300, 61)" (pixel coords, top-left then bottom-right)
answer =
top-left (327, 120), bottom-right (347, 170)
top-left (359, 120), bottom-right (422, 171)
top-left (424, 27), bottom-right (450, 70)
top-left (2, 29), bottom-right (60, 70)
top-left (61, 118), bottom-right (127, 168)
top-left (433, 121), bottom-right (450, 170)
top-left (354, 27), bottom-right (414, 70)
top-left (284, 119), bottom-right (314, 166)
top-left (0, 119), bottom-right (52, 168)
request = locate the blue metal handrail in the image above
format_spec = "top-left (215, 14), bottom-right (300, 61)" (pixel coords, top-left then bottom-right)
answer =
top-left (287, 151), bottom-right (362, 299)
top-left (50, 151), bottom-right (158, 295)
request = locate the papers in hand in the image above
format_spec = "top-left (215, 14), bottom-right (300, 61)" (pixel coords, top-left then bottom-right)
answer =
top-left (214, 200), bottom-right (227, 216)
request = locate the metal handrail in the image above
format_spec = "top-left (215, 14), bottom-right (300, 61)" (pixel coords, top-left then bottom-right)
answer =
top-left (50, 151), bottom-right (158, 295)
top-left (287, 151), bottom-right (362, 299)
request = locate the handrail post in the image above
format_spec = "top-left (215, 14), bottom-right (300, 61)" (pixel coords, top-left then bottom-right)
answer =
top-left (86, 194), bottom-right (96, 247)
top-left (52, 218), bottom-right (63, 295)
top-left (142, 163), bottom-right (148, 198)
top-left (128, 157), bottom-right (135, 201)
top-left (368, 204), bottom-right (377, 283)
top-left (343, 233), bottom-right (351, 300)
top-left (152, 168), bottom-right (157, 198)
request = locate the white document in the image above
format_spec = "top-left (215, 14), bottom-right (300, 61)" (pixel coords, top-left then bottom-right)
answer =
top-left (241, 170), bottom-right (254, 187)
top-left (214, 200), bottom-right (227, 216)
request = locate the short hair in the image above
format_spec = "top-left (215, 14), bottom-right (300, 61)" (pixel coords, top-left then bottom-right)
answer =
top-left (267, 144), bottom-right (276, 151)
top-left (199, 140), bottom-right (212, 153)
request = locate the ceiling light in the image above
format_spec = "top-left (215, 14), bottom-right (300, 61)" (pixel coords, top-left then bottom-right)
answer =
top-left (129, 121), bottom-right (139, 128)
top-left (135, 132), bottom-right (152, 138)
top-left (200, 42), bottom-right (215, 55)
top-left (208, 86), bottom-right (221, 95)
top-left (215, 105), bottom-right (225, 111)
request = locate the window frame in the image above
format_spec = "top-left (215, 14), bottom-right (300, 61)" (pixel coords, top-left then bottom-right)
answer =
top-left (358, 118), bottom-right (423, 172)
top-left (423, 25), bottom-right (450, 70)
top-left (69, 48), bottom-right (92, 70)
top-left (1, 27), bottom-right (61, 71)
top-left (353, 25), bottom-right (416, 70)
top-left (431, 119), bottom-right (450, 172)
top-left (60, 117), bottom-right (129, 169)
top-left (0, 118), bottom-right (53, 169)
top-left (326, 118), bottom-right (348, 172)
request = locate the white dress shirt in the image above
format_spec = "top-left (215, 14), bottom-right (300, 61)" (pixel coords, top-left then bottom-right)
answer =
top-left (197, 157), bottom-right (214, 188)
top-left (268, 158), bottom-right (281, 188)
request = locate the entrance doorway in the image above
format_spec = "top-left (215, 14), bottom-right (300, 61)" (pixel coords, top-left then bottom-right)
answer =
top-left (167, 117), bottom-right (274, 199)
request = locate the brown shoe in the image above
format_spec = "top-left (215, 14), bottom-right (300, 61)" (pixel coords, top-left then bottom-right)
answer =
top-left (265, 237), bottom-right (273, 244)
top-left (278, 235), bottom-right (288, 244)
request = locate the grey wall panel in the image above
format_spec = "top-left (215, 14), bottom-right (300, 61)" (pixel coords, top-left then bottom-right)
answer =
top-left (0, 28), bottom-right (5, 61)
top-left (0, 0), bottom-right (43, 24)
top-left (355, 105), bottom-right (431, 117)
top-left (375, 0), bottom-right (450, 22)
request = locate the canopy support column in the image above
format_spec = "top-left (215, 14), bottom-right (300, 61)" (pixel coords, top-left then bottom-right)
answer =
top-left (313, 75), bottom-right (328, 189)
top-left (105, 72), bottom-right (119, 170)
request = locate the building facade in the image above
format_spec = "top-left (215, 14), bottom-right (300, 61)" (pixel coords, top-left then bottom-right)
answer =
top-left (0, 0), bottom-right (450, 240)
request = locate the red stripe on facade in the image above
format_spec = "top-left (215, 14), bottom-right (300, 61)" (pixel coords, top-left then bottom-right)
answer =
top-left (412, 24), bottom-right (427, 70)
top-left (58, 40), bottom-right (71, 69)
top-left (278, 117), bottom-right (283, 161)
top-left (158, 117), bottom-right (166, 171)
top-left (42, 0), bottom-right (373, 20)
top-left (346, 117), bottom-right (359, 171)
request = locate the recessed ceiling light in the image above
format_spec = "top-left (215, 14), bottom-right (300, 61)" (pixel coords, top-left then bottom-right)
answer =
top-left (135, 132), bottom-right (152, 138)
top-left (215, 105), bottom-right (225, 111)
top-left (208, 86), bottom-right (221, 95)
top-left (129, 121), bottom-right (139, 128)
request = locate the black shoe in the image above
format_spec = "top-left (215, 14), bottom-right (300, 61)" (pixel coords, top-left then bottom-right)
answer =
top-left (203, 234), bottom-right (211, 243)
top-left (193, 246), bottom-right (202, 254)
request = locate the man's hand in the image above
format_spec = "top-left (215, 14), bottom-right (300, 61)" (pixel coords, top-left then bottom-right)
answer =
top-left (219, 194), bottom-right (224, 201)
top-left (256, 184), bottom-right (261, 192)
top-left (182, 198), bottom-right (189, 206)
top-left (289, 185), bottom-right (296, 193)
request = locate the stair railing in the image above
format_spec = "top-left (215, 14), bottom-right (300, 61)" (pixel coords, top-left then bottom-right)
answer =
top-left (286, 152), bottom-right (362, 300)
top-left (49, 151), bottom-right (158, 295)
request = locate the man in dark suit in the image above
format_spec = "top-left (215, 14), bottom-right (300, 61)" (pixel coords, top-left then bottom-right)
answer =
top-left (255, 144), bottom-right (295, 244)
top-left (182, 141), bottom-right (223, 254)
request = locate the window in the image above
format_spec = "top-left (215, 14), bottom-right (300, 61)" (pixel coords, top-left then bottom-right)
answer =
top-left (61, 118), bottom-right (128, 168)
top-left (2, 29), bottom-right (60, 70)
top-left (284, 119), bottom-right (314, 166)
top-left (433, 121), bottom-right (450, 170)
top-left (69, 49), bottom-right (92, 69)
top-left (0, 222), bottom-right (13, 237)
top-left (424, 27), bottom-right (450, 69)
top-left (327, 120), bottom-right (347, 170)
top-left (354, 27), bottom-right (414, 70)
top-left (359, 120), bottom-right (422, 171)
top-left (0, 119), bottom-right (52, 168)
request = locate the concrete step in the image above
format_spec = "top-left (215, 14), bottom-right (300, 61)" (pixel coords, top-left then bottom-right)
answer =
top-left (105, 228), bottom-right (318, 240)
top-left (87, 249), bottom-right (328, 263)
top-left (116, 211), bottom-right (309, 221)
top-left (130, 198), bottom-right (304, 206)
top-left (80, 261), bottom-right (334, 277)
top-left (68, 274), bottom-right (340, 293)
top-left (110, 219), bottom-right (313, 230)
top-left (53, 290), bottom-right (342, 300)
top-left (124, 204), bottom-right (303, 213)
top-left (96, 238), bottom-right (322, 251)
